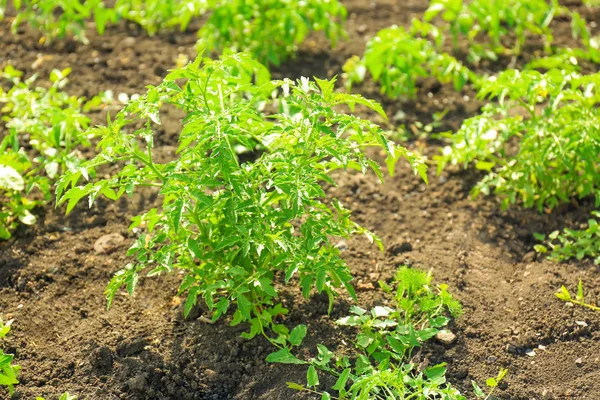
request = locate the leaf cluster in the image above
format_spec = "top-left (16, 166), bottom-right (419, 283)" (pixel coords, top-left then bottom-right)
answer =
top-left (344, 20), bottom-right (477, 99)
top-left (436, 68), bottom-right (600, 212)
top-left (1, 0), bottom-right (347, 66)
top-left (278, 267), bottom-right (465, 400)
top-left (0, 0), bottom-right (211, 43)
top-left (0, 65), bottom-right (99, 239)
top-left (56, 53), bottom-right (426, 347)
top-left (535, 211), bottom-right (600, 265)
top-left (197, 0), bottom-right (347, 66)
top-left (424, 0), bottom-right (596, 63)
top-left (0, 319), bottom-right (20, 395)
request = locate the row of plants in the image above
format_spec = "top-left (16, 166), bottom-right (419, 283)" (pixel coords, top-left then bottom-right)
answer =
top-left (2, 0), bottom-right (599, 398)
top-left (0, 0), bottom-right (346, 66)
top-left (342, 0), bottom-right (600, 267)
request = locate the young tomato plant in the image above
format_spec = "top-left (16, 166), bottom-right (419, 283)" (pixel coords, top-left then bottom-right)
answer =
top-left (424, 0), bottom-right (591, 63)
top-left (344, 20), bottom-right (477, 99)
top-left (0, 65), bottom-right (98, 239)
top-left (56, 53), bottom-right (427, 348)
top-left (0, 0), bottom-right (116, 44)
top-left (0, 319), bottom-right (20, 395)
top-left (196, 0), bottom-right (347, 66)
top-left (437, 68), bottom-right (600, 212)
top-left (275, 266), bottom-right (464, 399)
top-left (113, 0), bottom-right (210, 36)
top-left (535, 211), bottom-right (600, 265)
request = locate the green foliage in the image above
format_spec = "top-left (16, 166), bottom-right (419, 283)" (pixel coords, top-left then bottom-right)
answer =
top-left (1, 0), bottom-right (115, 44)
top-left (472, 368), bottom-right (509, 399)
top-left (424, 0), bottom-right (594, 63)
top-left (0, 0), bottom-right (207, 42)
top-left (535, 211), bottom-right (600, 265)
top-left (553, 280), bottom-right (600, 312)
top-left (278, 267), bottom-right (465, 399)
top-left (113, 0), bottom-right (210, 36)
top-left (197, 0), bottom-right (347, 66)
top-left (56, 53), bottom-right (426, 347)
top-left (344, 20), bottom-right (476, 99)
top-left (436, 68), bottom-right (600, 211)
top-left (36, 393), bottom-right (77, 400)
top-left (0, 65), bottom-right (98, 239)
top-left (0, 319), bottom-right (20, 395)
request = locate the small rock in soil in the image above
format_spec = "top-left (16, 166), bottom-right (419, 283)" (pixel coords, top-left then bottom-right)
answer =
top-left (435, 330), bottom-right (457, 345)
top-left (335, 241), bottom-right (348, 251)
top-left (388, 242), bottom-right (412, 255)
top-left (356, 24), bottom-right (367, 34)
top-left (94, 233), bottom-right (125, 254)
top-left (506, 344), bottom-right (518, 354)
top-left (486, 356), bottom-right (497, 363)
top-left (116, 338), bottom-right (146, 357)
top-left (522, 251), bottom-right (536, 263)
top-left (204, 369), bottom-right (218, 382)
top-left (575, 358), bottom-right (583, 366)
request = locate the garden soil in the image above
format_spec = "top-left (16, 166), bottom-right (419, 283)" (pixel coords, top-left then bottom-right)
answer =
top-left (1, 0), bottom-right (600, 399)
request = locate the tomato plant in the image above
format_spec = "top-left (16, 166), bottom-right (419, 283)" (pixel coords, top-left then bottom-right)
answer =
top-left (0, 65), bottom-right (101, 239)
top-left (274, 267), bottom-right (465, 399)
top-left (197, 0), bottom-right (347, 66)
top-left (437, 68), bottom-right (600, 212)
top-left (344, 20), bottom-right (477, 99)
top-left (424, 0), bottom-right (593, 63)
top-left (56, 53), bottom-right (427, 347)
top-left (113, 0), bottom-right (209, 36)
top-left (0, 0), bottom-right (115, 44)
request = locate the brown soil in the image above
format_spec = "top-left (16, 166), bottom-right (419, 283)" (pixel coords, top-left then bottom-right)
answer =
top-left (1, 1), bottom-right (600, 399)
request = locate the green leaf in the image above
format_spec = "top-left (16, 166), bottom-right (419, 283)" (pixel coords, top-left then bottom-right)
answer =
top-left (307, 365), bottom-right (319, 388)
top-left (332, 368), bottom-right (351, 391)
top-left (486, 377), bottom-right (498, 388)
top-left (289, 325), bottom-right (307, 347)
top-left (266, 349), bottom-right (306, 364)
top-left (286, 382), bottom-right (305, 391)
top-left (472, 380), bottom-right (485, 397)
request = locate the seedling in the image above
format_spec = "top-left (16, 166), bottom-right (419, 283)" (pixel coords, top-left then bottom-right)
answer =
top-left (344, 20), bottom-right (476, 99)
top-left (534, 212), bottom-right (600, 265)
top-left (472, 368), bottom-right (509, 399)
top-left (437, 68), bottom-right (600, 212)
top-left (276, 267), bottom-right (465, 399)
top-left (0, 0), bottom-right (116, 44)
top-left (56, 53), bottom-right (427, 348)
top-left (554, 280), bottom-right (600, 312)
top-left (0, 65), bottom-right (101, 239)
